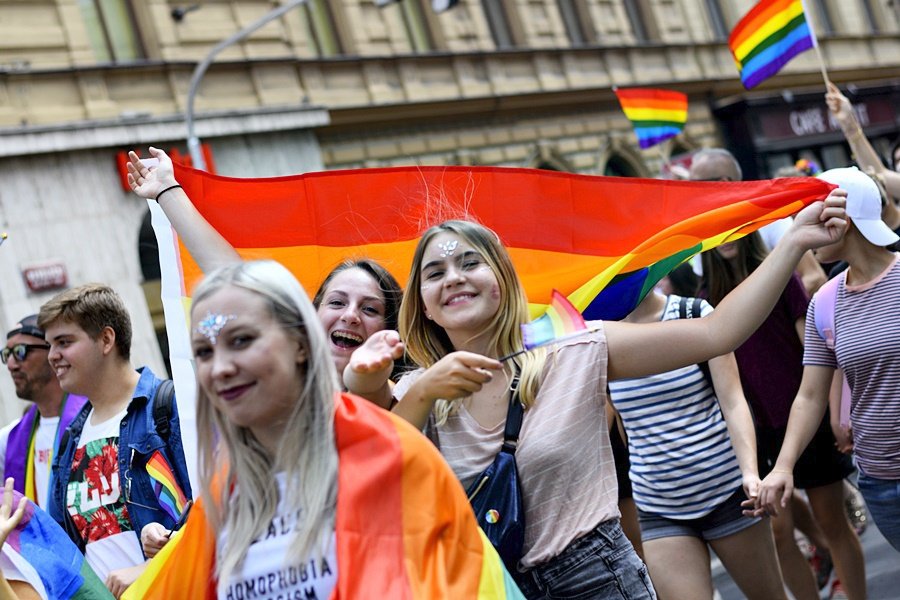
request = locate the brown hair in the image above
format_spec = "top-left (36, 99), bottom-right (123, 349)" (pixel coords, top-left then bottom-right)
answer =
top-left (700, 231), bottom-right (769, 306)
top-left (37, 283), bottom-right (132, 360)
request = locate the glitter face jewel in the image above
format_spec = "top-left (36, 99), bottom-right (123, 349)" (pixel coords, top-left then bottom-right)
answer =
top-left (437, 240), bottom-right (459, 258)
top-left (195, 312), bottom-right (236, 345)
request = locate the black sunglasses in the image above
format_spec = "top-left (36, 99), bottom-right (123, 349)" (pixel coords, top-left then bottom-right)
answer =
top-left (2, 343), bottom-right (50, 364)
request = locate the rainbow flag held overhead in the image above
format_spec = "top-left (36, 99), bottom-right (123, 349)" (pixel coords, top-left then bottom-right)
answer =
top-left (614, 88), bottom-right (688, 149)
top-left (145, 450), bottom-right (188, 521)
top-left (522, 290), bottom-right (588, 350)
top-left (729, 0), bottom-right (816, 89)
top-left (123, 393), bottom-right (524, 599)
top-left (1, 491), bottom-right (112, 599)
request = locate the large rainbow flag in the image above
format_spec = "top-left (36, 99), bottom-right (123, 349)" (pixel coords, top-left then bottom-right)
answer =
top-left (123, 393), bottom-right (524, 599)
top-left (614, 88), bottom-right (688, 149)
top-left (729, 0), bottom-right (816, 89)
top-left (1, 491), bottom-right (112, 599)
top-left (147, 164), bottom-right (833, 444)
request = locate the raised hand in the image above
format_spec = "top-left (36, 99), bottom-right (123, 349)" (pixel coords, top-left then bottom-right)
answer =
top-left (348, 330), bottom-right (404, 375)
top-left (825, 82), bottom-right (853, 126)
top-left (126, 147), bottom-right (179, 200)
top-left (0, 477), bottom-right (26, 548)
top-left (789, 188), bottom-right (848, 251)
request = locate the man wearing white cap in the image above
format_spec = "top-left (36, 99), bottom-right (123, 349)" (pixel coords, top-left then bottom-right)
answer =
top-left (759, 167), bottom-right (900, 563)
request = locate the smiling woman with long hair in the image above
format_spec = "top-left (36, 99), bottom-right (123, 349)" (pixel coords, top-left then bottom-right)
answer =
top-left (123, 260), bottom-right (524, 599)
top-left (346, 191), bottom-right (848, 600)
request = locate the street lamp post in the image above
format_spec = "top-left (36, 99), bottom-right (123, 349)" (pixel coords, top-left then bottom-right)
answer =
top-left (185, 0), bottom-right (309, 170)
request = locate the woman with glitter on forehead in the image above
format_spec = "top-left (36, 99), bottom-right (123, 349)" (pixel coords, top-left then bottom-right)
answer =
top-left (122, 260), bottom-right (524, 598)
top-left (345, 191), bottom-right (848, 599)
top-left (126, 147), bottom-right (406, 393)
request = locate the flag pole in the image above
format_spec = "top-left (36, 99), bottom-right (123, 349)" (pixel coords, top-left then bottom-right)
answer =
top-left (801, 0), bottom-right (830, 87)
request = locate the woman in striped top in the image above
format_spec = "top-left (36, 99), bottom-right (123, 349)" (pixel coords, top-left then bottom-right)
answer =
top-left (608, 290), bottom-right (786, 599)
top-left (759, 167), bottom-right (900, 559)
top-left (346, 191), bottom-right (847, 600)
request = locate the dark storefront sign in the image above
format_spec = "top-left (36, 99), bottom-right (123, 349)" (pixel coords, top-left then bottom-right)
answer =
top-left (713, 81), bottom-right (900, 179)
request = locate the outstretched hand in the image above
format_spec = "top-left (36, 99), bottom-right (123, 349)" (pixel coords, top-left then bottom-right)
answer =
top-left (825, 82), bottom-right (853, 125)
top-left (0, 478), bottom-right (26, 548)
top-left (126, 147), bottom-right (179, 200)
top-left (348, 330), bottom-right (404, 375)
top-left (789, 188), bottom-right (848, 251)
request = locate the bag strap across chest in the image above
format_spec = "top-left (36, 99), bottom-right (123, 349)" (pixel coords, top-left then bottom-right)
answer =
top-left (500, 372), bottom-right (523, 454)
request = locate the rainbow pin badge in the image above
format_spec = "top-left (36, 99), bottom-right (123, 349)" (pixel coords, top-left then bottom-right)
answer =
top-left (485, 509), bottom-right (500, 524)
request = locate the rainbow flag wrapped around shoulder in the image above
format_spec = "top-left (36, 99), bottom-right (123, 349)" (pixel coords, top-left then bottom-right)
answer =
top-left (1, 491), bottom-right (111, 599)
top-left (123, 393), bottom-right (523, 599)
top-left (729, 0), bottom-right (816, 89)
top-left (614, 88), bottom-right (688, 149)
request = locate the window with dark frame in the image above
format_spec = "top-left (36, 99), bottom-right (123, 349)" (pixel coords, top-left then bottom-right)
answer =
top-left (481, 0), bottom-right (516, 48)
top-left (705, 0), bottom-right (729, 40)
top-left (557, 0), bottom-right (596, 46)
top-left (305, 0), bottom-right (343, 56)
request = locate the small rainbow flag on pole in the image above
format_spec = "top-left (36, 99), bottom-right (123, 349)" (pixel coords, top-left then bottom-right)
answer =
top-left (145, 450), bottom-right (188, 521)
top-left (614, 88), bottom-right (688, 149)
top-left (728, 0), bottom-right (816, 89)
top-left (521, 290), bottom-right (588, 350)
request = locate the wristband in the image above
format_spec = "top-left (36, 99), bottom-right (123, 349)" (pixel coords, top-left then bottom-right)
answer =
top-left (155, 184), bottom-right (182, 202)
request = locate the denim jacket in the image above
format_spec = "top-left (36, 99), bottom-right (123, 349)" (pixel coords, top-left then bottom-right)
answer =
top-left (48, 367), bottom-right (193, 554)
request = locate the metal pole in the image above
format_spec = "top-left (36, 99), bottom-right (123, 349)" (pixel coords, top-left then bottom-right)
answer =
top-left (185, 0), bottom-right (308, 170)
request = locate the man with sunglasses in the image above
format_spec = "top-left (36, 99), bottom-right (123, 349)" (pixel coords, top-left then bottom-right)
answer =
top-left (0, 315), bottom-right (87, 509)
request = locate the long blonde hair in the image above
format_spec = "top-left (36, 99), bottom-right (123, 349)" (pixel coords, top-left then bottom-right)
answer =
top-left (192, 260), bottom-right (340, 584)
top-left (399, 220), bottom-right (546, 424)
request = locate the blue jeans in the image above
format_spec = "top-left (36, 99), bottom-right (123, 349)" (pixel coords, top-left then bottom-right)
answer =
top-left (857, 470), bottom-right (900, 552)
top-left (514, 519), bottom-right (656, 599)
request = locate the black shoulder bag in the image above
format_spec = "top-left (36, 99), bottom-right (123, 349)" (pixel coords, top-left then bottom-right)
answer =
top-left (464, 371), bottom-right (525, 573)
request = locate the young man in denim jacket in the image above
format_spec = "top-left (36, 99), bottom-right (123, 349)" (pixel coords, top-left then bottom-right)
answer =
top-left (38, 284), bottom-right (192, 597)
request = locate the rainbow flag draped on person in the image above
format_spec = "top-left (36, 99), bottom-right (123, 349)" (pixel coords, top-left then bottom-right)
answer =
top-left (123, 393), bottom-right (524, 599)
top-left (614, 88), bottom-right (688, 149)
top-left (1, 491), bottom-right (111, 599)
top-left (522, 290), bottom-right (588, 350)
top-left (729, 0), bottom-right (816, 89)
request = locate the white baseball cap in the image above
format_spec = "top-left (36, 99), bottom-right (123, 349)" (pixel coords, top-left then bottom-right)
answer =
top-left (818, 167), bottom-right (899, 247)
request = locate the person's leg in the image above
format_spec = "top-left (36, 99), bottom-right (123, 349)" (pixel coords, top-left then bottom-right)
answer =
top-left (643, 536), bottom-right (713, 600)
top-left (709, 520), bottom-right (788, 600)
top-left (857, 472), bottom-right (900, 551)
top-left (791, 492), bottom-right (834, 590)
top-left (769, 504), bottom-right (819, 600)
top-left (791, 417), bottom-right (865, 600)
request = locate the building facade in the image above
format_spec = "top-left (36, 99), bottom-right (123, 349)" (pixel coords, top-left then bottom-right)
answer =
top-left (0, 0), bottom-right (898, 420)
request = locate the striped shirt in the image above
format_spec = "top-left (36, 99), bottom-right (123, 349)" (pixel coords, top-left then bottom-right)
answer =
top-left (805, 254), bottom-right (900, 479)
top-left (609, 295), bottom-right (743, 519)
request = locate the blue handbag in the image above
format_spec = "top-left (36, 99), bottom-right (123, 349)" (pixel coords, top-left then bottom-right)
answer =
top-left (465, 371), bottom-right (525, 572)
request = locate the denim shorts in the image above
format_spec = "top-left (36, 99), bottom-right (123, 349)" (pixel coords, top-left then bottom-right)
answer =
top-left (637, 488), bottom-right (760, 542)
top-left (514, 519), bottom-right (656, 599)
top-left (857, 469), bottom-right (900, 552)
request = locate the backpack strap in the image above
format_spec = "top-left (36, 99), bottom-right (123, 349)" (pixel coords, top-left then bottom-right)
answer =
top-left (814, 275), bottom-right (843, 350)
top-left (153, 379), bottom-right (176, 442)
top-left (813, 275), bottom-right (851, 428)
top-left (501, 372), bottom-right (524, 454)
top-left (678, 296), bottom-right (713, 389)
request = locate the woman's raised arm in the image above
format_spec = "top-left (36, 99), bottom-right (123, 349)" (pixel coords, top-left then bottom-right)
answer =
top-left (606, 189), bottom-right (847, 381)
top-left (127, 147), bottom-right (241, 272)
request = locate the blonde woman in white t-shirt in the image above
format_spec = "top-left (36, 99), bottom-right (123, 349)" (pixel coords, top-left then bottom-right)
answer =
top-left (345, 195), bottom-right (847, 599)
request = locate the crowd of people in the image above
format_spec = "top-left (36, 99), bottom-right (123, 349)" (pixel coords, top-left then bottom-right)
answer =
top-left (0, 86), bottom-right (896, 599)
